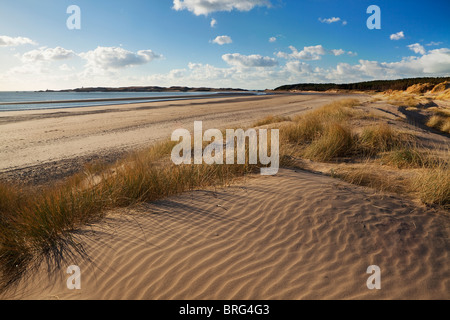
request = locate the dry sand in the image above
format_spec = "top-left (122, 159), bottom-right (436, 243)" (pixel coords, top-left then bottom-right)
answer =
top-left (2, 169), bottom-right (448, 300)
top-left (0, 93), bottom-right (449, 300)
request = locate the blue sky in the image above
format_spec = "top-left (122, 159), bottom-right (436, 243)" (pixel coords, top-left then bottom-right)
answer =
top-left (0, 0), bottom-right (449, 90)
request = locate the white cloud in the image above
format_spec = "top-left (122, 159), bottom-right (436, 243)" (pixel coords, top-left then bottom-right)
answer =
top-left (222, 53), bottom-right (278, 68)
top-left (318, 17), bottom-right (341, 24)
top-left (188, 62), bottom-right (202, 70)
top-left (390, 31), bottom-right (405, 40)
top-left (325, 49), bottom-right (450, 82)
top-left (210, 18), bottom-right (217, 28)
top-left (331, 49), bottom-right (346, 56)
top-left (342, 20), bottom-right (348, 26)
top-left (0, 35), bottom-right (36, 47)
top-left (427, 41), bottom-right (443, 46)
top-left (187, 63), bottom-right (233, 79)
top-left (285, 61), bottom-right (313, 75)
top-left (79, 46), bottom-right (163, 69)
top-left (7, 63), bottom-right (50, 75)
top-left (21, 47), bottom-right (75, 62)
top-left (59, 64), bottom-right (75, 72)
top-left (408, 43), bottom-right (426, 55)
top-left (390, 48), bottom-right (450, 74)
top-left (269, 37), bottom-right (277, 43)
top-left (146, 62), bottom-right (235, 87)
top-left (277, 45), bottom-right (326, 61)
top-left (172, 0), bottom-right (271, 16)
top-left (212, 35), bottom-right (233, 45)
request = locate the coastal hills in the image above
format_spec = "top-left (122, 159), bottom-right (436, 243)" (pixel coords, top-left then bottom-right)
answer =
top-left (40, 86), bottom-right (249, 93)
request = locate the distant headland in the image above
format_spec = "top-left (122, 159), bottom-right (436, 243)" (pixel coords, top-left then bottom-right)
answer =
top-left (38, 86), bottom-right (251, 93)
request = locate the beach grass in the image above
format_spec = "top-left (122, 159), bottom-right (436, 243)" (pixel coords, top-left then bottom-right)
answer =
top-left (427, 115), bottom-right (450, 134)
top-left (412, 162), bottom-right (450, 209)
top-left (253, 115), bottom-right (291, 127)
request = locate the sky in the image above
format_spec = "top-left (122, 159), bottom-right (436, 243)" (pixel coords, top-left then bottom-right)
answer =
top-left (0, 0), bottom-right (449, 91)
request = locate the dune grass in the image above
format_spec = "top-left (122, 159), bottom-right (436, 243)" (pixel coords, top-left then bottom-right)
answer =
top-left (427, 115), bottom-right (450, 134)
top-left (280, 99), bottom-right (448, 207)
top-left (376, 85), bottom-right (450, 134)
top-left (253, 115), bottom-right (291, 127)
top-left (412, 163), bottom-right (450, 209)
top-left (281, 99), bottom-right (414, 161)
top-left (388, 94), bottom-right (422, 108)
top-left (436, 89), bottom-right (450, 100)
top-left (331, 166), bottom-right (407, 195)
top-left (381, 148), bottom-right (431, 169)
top-left (358, 124), bottom-right (413, 154)
top-left (302, 123), bottom-right (354, 161)
top-left (281, 98), bottom-right (359, 149)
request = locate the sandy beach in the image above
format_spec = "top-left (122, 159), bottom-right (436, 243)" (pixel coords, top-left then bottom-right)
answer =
top-left (0, 93), bottom-right (449, 300)
top-left (0, 93), bottom-right (362, 184)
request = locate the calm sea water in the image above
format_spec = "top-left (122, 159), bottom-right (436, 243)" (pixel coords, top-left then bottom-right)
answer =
top-left (0, 91), bottom-right (229, 111)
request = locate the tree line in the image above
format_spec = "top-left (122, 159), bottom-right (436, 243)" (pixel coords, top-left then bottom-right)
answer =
top-left (274, 77), bottom-right (450, 92)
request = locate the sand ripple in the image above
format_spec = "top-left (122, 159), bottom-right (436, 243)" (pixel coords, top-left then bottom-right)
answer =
top-left (3, 169), bottom-right (449, 300)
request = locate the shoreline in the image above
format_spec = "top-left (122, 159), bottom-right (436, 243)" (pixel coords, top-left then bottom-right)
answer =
top-left (0, 92), bottom-right (259, 112)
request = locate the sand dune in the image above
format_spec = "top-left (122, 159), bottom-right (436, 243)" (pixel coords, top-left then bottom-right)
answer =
top-left (3, 169), bottom-right (448, 300)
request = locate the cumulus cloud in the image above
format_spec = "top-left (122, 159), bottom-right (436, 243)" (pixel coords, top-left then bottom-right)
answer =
top-left (269, 37), bottom-right (277, 43)
top-left (188, 62), bottom-right (234, 79)
top-left (331, 49), bottom-right (346, 56)
top-left (318, 17), bottom-right (341, 24)
top-left (391, 48), bottom-right (450, 74)
top-left (390, 31), bottom-right (405, 40)
top-left (79, 46), bottom-right (163, 69)
top-left (408, 43), bottom-right (426, 55)
top-left (285, 61), bottom-right (313, 75)
top-left (210, 18), bottom-right (217, 28)
top-left (212, 35), bottom-right (233, 45)
top-left (146, 62), bottom-right (236, 87)
top-left (426, 41), bottom-right (443, 47)
top-left (326, 49), bottom-right (450, 81)
top-left (276, 45), bottom-right (326, 61)
top-left (172, 0), bottom-right (271, 16)
top-left (6, 63), bottom-right (50, 75)
top-left (222, 53), bottom-right (278, 68)
top-left (0, 35), bottom-right (36, 47)
top-left (21, 47), bottom-right (75, 62)
top-left (59, 64), bottom-right (75, 72)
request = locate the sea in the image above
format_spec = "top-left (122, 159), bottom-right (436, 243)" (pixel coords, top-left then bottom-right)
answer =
top-left (0, 91), bottom-right (249, 111)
